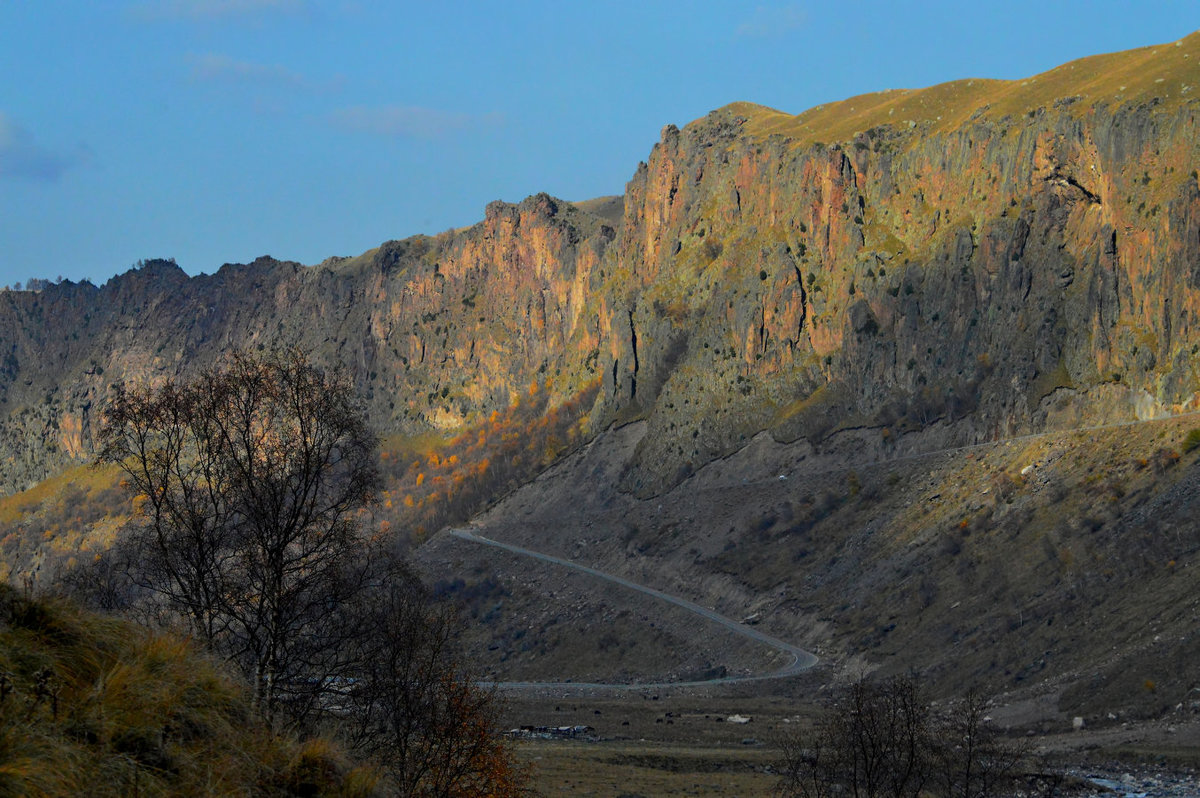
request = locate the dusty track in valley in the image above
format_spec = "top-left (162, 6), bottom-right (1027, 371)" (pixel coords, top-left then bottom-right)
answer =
top-left (447, 528), bottom-right (819, 691)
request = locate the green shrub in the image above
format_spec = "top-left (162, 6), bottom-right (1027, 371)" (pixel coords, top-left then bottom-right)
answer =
top-left (1182, 428), bottom-right (1200, 455)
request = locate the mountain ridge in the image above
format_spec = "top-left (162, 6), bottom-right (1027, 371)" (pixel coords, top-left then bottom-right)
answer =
top-left (1, 29), bottom-right (1198, 529)
top-left (714, 29), bottom-right (1200, 146)
top-left (5, 31), bottom-right (1200, 500)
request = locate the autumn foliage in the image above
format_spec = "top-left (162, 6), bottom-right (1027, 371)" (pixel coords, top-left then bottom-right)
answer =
top-left (376, 379), bottom-right (601, 543)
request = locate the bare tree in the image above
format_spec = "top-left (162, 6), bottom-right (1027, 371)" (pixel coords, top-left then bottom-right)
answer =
top-left (778, 676), bottom-right (931, 798)
top-left (778, 676), bottom-right (1022, 798)
top-left (932, 691), bottom-right (1024, 798)
top-left (95, 349), bottom-right (527, 794)
top-left (98, 349), bottom-right (379, 719)
top-left (341, 556), bottom-right (526, 797)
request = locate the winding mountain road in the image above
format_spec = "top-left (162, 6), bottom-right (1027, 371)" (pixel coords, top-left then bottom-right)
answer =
top-left (447, 409), bottom-right (1200, 692)
top-left (447, 528), bottom-right (818, 691)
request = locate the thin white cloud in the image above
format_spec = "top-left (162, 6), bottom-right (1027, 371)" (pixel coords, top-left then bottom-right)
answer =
top-left (186, 53), bottom-right (343, 114)
top-left (132, 0), bottom-right (307, 21)
top-left (0, 114), bottom-right (87, 182)
top-left (329, 106), bottom-right (503, 140)
top-left (189, 53), bottom-right (307, 86)
top-left (736, 4), bottom-right (807, 38)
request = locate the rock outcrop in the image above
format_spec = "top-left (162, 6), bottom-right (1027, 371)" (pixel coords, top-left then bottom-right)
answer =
top-left (0, 197), bottom-right (616, 495)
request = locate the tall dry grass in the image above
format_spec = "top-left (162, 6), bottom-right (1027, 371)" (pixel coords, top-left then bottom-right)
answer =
top-left (0, 583), bottom-right (378, 797)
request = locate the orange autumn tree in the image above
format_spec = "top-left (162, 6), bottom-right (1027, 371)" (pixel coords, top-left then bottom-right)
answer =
top-left (341, 557), bottom-right (527, 797)
top-left (377, 380), bottom-right (600, 545)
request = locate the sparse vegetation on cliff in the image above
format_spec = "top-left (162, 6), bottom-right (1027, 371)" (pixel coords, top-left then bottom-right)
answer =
top-left (377, 379), bottom-right (601, 543)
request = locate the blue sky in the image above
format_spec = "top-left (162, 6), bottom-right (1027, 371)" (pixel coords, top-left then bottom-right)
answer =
top-left (0, 1), bottom-right (1194, 288)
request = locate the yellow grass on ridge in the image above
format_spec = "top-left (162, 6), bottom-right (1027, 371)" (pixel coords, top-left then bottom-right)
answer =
top-left (709, 30), bottom-right (1200, 148)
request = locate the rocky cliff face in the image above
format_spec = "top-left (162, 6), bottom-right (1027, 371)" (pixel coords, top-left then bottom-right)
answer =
top-left (0, 197), bottom-right (616, 495)
top-left (590, 33), bottom-right (1200, 494)
top-left (3, 33), bottom-right (1200, 499)
top-left (608, 90), bottom-right (1200, 493)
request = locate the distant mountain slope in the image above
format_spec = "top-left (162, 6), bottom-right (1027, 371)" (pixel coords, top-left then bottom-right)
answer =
top-left (436, 409), bottom-right (1200, 719)
top-left (0, 196), bottom-right (617, 496)
top-left (3, 30), bottom-right (1200, 510)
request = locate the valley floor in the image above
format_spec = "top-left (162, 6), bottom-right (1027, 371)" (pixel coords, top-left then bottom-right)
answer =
top-left (515, 740), bottom-right (778, 797)
top-left (413, 414), bottom-right (1200, 795)
top-left (503, 689), bottom-right (1200, 796)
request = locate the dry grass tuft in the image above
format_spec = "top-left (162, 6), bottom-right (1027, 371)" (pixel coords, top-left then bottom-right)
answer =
top-left (0, 583), bottom-right (375, 797)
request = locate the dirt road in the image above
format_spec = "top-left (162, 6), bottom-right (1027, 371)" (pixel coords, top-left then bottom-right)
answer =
top-left (447, 527), bottom-right (818, 690)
